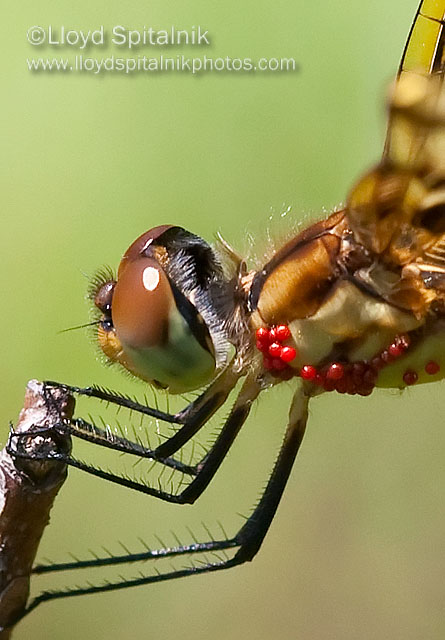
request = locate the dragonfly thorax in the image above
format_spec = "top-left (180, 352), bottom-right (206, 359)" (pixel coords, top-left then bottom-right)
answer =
top-left (249, 207), bottom-right (445, 394)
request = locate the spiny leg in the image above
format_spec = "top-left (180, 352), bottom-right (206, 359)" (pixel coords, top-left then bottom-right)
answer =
top-left (11, 375), bottom-right (262, 504)
top-left (19, 382), bottom-right (308, 623)
top-left (44, 382), bottom-right (178, 423)
top-left (54, 419), bottom-right (197, 476)
top-left (43, 368), bottom-right (239, 462)
top-left (7, 387), bottom-right (193, 475)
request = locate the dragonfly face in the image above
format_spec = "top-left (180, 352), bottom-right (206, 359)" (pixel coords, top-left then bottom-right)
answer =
top-left (93, 225), bottom-right (235, 393)
top-left (8, 0), bottom-right (445, 629)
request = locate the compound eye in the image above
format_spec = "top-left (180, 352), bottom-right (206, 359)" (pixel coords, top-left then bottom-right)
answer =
top-left (117, 225), bottom-right (173, 278)
top-left (96, 227), bottom-right (218, 393)
top-left (112, 257), bottom-right (174, 350)
top-left (94, 281), bottom-right (115, 315)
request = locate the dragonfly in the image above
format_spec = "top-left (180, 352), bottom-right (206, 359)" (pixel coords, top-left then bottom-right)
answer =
top-left (9, 0), bottom-right (445, 624)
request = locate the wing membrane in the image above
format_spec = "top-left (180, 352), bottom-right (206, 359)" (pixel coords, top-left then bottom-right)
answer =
top-left (384, 0), bottom-right (445, 162)
top-left (399, 0), bottom-right (445, 77)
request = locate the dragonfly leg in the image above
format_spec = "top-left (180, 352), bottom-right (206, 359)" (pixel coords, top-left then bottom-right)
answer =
top-left (15, 383), bottom-right (308, 626)
top-left (10, 376), bottom-right (260, 504)
top-left (14, 370), bottom-right (240, 475)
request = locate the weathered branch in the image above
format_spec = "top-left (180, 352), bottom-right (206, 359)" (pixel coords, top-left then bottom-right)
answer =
top-left (0, 380), bottom-right (74, 638)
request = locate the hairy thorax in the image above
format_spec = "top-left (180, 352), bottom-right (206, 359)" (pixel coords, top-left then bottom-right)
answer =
top-left (247, 210), bottom-right (445, 392)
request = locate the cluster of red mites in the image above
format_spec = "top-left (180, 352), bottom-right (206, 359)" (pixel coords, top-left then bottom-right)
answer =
top-left (301, 333), bottom-right (412, 395)
top-left (256, 325), bottom-right (297, 374)
top-left (256, 325), bottom-right (441, 394)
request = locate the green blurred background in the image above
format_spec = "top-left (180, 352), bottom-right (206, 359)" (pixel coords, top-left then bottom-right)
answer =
top-left (3, 1), bottom-right (445, 638)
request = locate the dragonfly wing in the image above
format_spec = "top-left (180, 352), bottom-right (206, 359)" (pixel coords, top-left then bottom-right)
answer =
top-left (384, 0), bottom-right (445, 162)
top-left (345, 1), bottom-right (445, 317)
top-left (397, 1), bottom-right (445, 79)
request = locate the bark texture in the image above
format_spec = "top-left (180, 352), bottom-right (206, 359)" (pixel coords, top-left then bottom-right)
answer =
top-left (0, 381), bottom-right (73, 638)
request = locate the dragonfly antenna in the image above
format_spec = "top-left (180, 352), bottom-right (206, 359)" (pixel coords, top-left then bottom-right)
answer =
top-left (57, 321), bottom-right (99, 334)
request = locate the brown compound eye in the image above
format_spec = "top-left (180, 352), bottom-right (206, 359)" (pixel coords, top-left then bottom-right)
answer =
top-left (94, 225), bottom-right (219, 393)
top-left (112, 257), bottom-right (175, 351)
top-left (110, 251), bottom-right (216, 392)
top-left (117, 225), bottom-right (174, 279)
top-left (94, 281), bottom-right (115, 313)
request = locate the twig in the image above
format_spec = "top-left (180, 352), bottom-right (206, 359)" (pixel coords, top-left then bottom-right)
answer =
top-left (0, 380), bottom-right (74, 638)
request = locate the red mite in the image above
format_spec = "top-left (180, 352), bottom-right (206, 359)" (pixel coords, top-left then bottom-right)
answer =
top-left (425, 361), bottom-right (440, 375)
top-left (403, 370), bottom-right (418, 386)
top-left (255, 326), bottom-right (297, 374)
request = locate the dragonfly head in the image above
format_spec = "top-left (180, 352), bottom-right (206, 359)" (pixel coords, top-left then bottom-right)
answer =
top-left (92, 225), bottom-right (234, 393)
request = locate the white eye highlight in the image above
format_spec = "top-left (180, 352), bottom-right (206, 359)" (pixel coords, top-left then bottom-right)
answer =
top-left (142, 266), bottom-right (160, 292)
